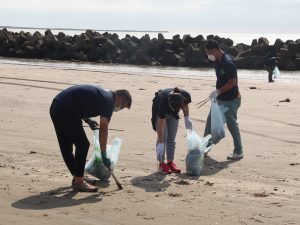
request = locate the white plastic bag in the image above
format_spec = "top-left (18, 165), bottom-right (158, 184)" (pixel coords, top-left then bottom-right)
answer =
top-left (273, 66), bottom-right (280, 79)
top-left (185, 130), bottom-right (212, 176)
top-left (85, 130), bottom-right (122, 181)
top-left (211, 98), bottom-right (226, 144)
top-left (107, 137), bottom-right (122, 170)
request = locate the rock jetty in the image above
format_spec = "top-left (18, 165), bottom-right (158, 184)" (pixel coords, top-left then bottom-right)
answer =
top-left (0, 28), bottom-right (299, 70)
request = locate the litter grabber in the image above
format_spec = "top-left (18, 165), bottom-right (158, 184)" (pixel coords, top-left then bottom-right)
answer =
top-left (196, 97), bottom-right (210, 109)
top-left (111, 171), bottom-right (123, 190)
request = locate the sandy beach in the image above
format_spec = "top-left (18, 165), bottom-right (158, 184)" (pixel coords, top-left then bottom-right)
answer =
top-left (0, 62), bottom-right (299, 225)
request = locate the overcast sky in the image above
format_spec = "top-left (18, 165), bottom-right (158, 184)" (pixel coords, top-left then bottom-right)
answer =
top-left (1, 0), bottom-right (299, 34)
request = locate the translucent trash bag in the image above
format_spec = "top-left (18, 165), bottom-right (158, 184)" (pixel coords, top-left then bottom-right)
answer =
top-left (85, 130), bottom-right (122, 181)
top-left (185, 130), bottom-right (212, 176)
top-left (273, 66), bottom-right (280, 79)
top-left (211, 98), bottom-right (226, 144)
top-left (107, 137), bottom-right (122, 170)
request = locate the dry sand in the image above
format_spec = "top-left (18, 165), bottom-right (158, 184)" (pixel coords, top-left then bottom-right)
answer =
top-left (0, 63), bottom-right (299, 225)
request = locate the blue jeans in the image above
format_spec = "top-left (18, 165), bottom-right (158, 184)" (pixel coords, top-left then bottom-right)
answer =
top-left (204, 97), bottom-right (243, 154)
top-left (156, 115), bottom-right (179, 161)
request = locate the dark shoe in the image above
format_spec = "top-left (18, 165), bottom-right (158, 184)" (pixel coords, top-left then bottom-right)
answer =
top-left (227, 153), bottom-right (243, 160)
top-left (158, 162), bottom-right (171, 174)
top-left (72, 180), bottom-right (98, 192)
top-left (167, 162), bottom-right (181, 173)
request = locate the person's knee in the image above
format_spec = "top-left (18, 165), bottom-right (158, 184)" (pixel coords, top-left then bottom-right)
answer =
top-left (166, 140), bottom-right (176, 150)
top-left (82, 140), bottom-right (90, 150)
top-left (166, 131), bottom-right (177, 143)
top-left (75, 138), bottom-right (90, 151)
top-left (226, 114), bottom-right (237, 125)
top-left (227, 121), bottom-right (239, 132)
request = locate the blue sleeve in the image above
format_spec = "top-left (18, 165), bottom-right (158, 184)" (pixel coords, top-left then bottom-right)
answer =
top-left (224, 62), bottom-right (237, 80)
top-left (102, 109), bottom-right (113, 122)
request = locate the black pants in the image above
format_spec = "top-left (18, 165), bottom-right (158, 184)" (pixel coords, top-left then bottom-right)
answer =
top-left (266, 65), bottom-right (275, 82)
top-left (50, 100), bottom-right (90, 177)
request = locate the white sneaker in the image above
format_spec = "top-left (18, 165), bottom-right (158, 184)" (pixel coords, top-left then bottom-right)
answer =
top-left (227, 153), bottom-right (243, 160)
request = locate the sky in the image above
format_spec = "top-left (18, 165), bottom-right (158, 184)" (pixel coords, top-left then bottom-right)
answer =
top-left (0, 0), bottom-right (300, 34)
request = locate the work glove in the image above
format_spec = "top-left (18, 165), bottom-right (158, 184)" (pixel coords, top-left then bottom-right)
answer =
top-left (101, 151), bottom-right (111, 169)
top-left (184, 116), bottom-right (193, 130)
top-left (156, 143), bottom-right (164, 162)
top-left (209, 90), bottom-right (219, 99)
top-left (85, 118), bottom-right (99, 130)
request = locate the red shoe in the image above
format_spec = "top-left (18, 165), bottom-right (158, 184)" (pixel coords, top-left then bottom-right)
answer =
top-left (159, 162), bottom-right (171, 174)
top-left (167, 162), bottom-right (181, 173)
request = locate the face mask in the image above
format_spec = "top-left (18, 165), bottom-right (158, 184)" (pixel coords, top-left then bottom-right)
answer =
top-left (207, 54), bottom-right (216, 61)
top-left (113, 106), bottom-right (121, 112)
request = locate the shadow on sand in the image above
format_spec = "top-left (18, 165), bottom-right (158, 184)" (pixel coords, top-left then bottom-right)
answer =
top-left (201, 155), bottom-right (239, 176)
top-left (11, 186), bottom-right (102, 210)
top-left (131, 155), bottom-right (239, 192)
top-left (131, 172), bottom-right (170, 192)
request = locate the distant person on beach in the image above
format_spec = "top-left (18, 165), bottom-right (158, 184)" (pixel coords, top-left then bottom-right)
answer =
top-left (204, 39), bottom-right (243, 160)
top-left (50, 84), bottom-right (132, 192)
top-left (264, 57), bottom-right (279, 82)
top-left (151, 87), bottom-right (193, 173)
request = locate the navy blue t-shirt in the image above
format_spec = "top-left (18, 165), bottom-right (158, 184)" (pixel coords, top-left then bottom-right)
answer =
top-left (265, 57), bottom-right (277, 67)
top-left (215, 53), bottom-right (239, 101)
top-left (54, 84), bottom-right (115, 120)
top-left (157, 88), bottom-right (191, 119)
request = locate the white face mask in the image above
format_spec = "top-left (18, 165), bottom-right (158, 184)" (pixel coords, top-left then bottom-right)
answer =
top-left (113, 106), bottom-right (121, 112)
top-left (207, 54), bottom-right (216, 61)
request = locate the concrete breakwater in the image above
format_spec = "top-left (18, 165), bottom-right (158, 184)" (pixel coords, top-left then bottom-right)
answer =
top-left (0, 28), bottom-right (299, 70)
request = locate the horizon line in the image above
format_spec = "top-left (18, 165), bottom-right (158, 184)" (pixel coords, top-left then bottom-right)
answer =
top-left (0, 25), bottom-right (169, 33)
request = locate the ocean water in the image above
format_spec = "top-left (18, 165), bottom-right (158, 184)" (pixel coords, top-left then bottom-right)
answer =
top-left (4, 27), bottom-right (300, 45)
top-left (0, 57), bottom-right (299, 83)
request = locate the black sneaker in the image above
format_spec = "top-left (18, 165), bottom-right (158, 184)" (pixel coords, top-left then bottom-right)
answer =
top-left (227, 153), bottom-right (243, 160)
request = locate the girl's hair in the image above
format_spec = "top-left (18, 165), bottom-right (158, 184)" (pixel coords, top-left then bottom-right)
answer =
top-left (169, 88), bottom-right (184, 111)
top-left (173, 87), bottom-right (180, 93)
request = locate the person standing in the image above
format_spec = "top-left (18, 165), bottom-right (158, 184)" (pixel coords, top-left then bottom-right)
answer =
top-left (50, 84), bottom-right (132, 192)
top-left (264, 57), bottom-right (279, 82)
top-left (151, 87), bottom-right (193, 173)
top-left (204, 40), bottom-right (243, 160)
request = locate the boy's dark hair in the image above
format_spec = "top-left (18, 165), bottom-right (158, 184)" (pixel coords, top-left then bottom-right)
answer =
top-left (205, 39), bottom-right (220, 50)
top-left (115, 89), bottom-right (132, 109)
